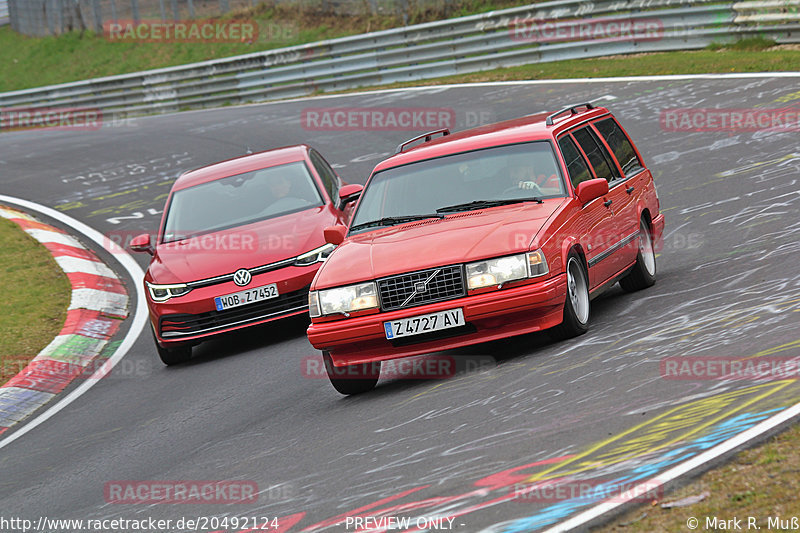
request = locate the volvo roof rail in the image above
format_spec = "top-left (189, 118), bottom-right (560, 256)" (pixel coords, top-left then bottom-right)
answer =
top-left (395, 128), bottom-right (450, 154)
top-left (545, 103), bottom-right (596, 126)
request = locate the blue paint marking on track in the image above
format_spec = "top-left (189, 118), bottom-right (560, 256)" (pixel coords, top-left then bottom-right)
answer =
top-left (504, 408), bottom-right (784, 532)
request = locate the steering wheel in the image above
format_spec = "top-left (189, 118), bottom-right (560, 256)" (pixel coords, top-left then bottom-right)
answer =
top-left (502, 181), bottom-right (544, 198)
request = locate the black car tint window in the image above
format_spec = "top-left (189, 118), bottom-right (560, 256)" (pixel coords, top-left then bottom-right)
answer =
top-left (558, 135), bottom-right (593, 189)
top-left (572, 127), bottom-right (620, 183)
top-left (310, 150), bottom-right (339, 200)
top-left (594, 118), bottom-right (644, 176)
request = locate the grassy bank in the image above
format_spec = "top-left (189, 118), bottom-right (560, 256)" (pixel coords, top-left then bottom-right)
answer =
top-left (0, 0), bottom-right (528, 92)
top-left (0, 215), bottom-right (71, 386)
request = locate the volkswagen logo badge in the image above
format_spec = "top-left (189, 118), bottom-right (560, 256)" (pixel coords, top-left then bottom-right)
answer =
top-left (233, 269), bottom-right (252, 287)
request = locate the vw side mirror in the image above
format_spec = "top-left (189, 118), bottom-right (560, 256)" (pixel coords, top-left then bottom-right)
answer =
top-left (130, 233), bottom-right (154, 255)
top-left (337, 184), bottom-right (364, 210)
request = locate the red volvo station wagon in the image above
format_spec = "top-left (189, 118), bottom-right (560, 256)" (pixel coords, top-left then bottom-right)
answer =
top-left (307, 103), bottom-right (664, 394)
top-left (130, 145), bottom-right (362, 365)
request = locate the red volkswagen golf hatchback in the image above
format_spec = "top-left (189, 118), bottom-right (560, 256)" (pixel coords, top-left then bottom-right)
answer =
top-left (130, 145), bottom-right (362, 365)
top-left (307, 104), bottom-right (664, 394)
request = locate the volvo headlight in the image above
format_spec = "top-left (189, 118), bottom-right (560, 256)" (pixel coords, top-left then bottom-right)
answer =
top-left (309, 281), bottom-right (378, 318)
top-left (146, 282), bottom-right (192, 302)
top-left (466, 251), bottom-right (548, 290)
top-left (295, 243), bottom-right (336, 266)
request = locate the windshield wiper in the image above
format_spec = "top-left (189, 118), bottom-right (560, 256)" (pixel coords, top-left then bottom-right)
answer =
top-left (436, 197), bottom-right (543, 213)
top-left (350, 213), bottom-right (445, 232)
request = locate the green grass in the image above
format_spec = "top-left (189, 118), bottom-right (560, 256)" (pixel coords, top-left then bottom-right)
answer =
top-left (0, 216), bottom-right (71, 386)
top-left (0, 0), bottom-right (529, 92)
top-left (2, 2), bottom-right (798, 94)
top-left (707, 36), bottom-right (779, 52)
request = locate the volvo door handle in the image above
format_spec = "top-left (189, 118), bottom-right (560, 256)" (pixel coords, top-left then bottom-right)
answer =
top-left (626, 186), bottom-right (635, 194)
top-left (604, 200), bottom-right (613, 207)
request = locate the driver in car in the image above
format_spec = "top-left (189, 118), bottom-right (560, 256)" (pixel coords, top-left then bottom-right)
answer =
top-left (263, 172), bottom-right (308, 214)
top-left (507, 163), bottom-right (544, 196)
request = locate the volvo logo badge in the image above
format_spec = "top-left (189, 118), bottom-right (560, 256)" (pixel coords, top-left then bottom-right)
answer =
top-left (233, 269), bottom-right (252, 287)
top-left (400, 269), bottom-right (441, 308)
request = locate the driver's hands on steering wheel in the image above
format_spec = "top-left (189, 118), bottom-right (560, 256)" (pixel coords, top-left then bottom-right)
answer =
top-left (502, 180), bottom-right (544, 198)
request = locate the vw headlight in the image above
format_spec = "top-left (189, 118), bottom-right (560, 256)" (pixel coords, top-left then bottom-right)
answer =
top-left (146, 282), bottom-right (192, 302)
top-left (295, 243), bottom-right (336, 266)
top-left (466, 251), bottom-right (548, 290)
top-left (309, 281), bottom-right (378, 318)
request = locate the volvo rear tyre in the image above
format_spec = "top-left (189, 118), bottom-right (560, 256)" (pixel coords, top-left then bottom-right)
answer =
top-left (619, 218), bottom-right (657, 292)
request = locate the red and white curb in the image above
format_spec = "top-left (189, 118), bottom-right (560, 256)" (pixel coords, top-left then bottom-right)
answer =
top-left (0, 205), bottom-right (129, 436)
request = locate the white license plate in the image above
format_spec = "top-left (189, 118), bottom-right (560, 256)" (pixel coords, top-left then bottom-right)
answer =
top-left (384, 308), bottom-right (465, 339)
top-left (214, 283), bottom-right (278, 311)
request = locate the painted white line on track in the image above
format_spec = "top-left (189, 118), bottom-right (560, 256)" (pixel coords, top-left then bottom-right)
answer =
top-left (68, 72), bottom-right (800, 124)
top-left (541, 399), bottom-right (800, 533)
top-left (0, 194), bottom-right (147, 450)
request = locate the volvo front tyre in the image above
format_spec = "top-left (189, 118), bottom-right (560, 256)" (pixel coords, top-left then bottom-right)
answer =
top-left (323, 351), bottom-right (380, 395)
top-left (552, 252), bottom-right (590, 340)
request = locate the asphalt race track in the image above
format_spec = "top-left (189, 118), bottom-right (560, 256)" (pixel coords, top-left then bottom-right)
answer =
top-left (1, 76), bottom-right (800, 532)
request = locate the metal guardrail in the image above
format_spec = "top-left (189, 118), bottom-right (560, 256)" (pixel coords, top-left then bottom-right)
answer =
top-left (0, 0), bottom-right (9, 25)
top-left (0, 0), bottom-right (798, 125)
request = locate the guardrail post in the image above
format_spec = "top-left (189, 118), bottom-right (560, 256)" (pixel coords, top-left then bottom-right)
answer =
top-left (158, 0), bottom-right (166, 21)
top-left (91, 0), bottom-right (101, 32)
top-left (130, 0), bottom-right (139, 23)
top-left (170, 0), bottom-right (178, 21)
top-left (48, 0), bottom-right (55, 35)
top-left (187, 0), bottom-right (194, 18)
top-left (53, 0), bottom-right (67, 33)
top-left (220, 0), bottom-right (228, 15)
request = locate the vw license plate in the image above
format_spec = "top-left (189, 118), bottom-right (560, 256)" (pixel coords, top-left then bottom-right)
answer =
top-left (214, 283), bottom-right (278, 311)
top-left (384, 308), bottom-right (464, 339)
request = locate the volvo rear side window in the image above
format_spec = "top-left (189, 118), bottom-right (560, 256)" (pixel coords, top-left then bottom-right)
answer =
top-left (572, 127), bottom-right (621, 183)
top-left (558, 135), bottom-right (592, 189)
top-left (594, 118), bottom-right (644, 176)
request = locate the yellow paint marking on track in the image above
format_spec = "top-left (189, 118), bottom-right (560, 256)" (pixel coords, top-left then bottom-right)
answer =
top-left (524, 381), bottom-right (793, 482)
top-left (744, 338), bottom-right (800, 359)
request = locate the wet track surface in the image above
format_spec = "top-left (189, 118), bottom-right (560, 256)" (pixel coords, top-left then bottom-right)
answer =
top-left (1, 77), bottom-right (799, 531)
